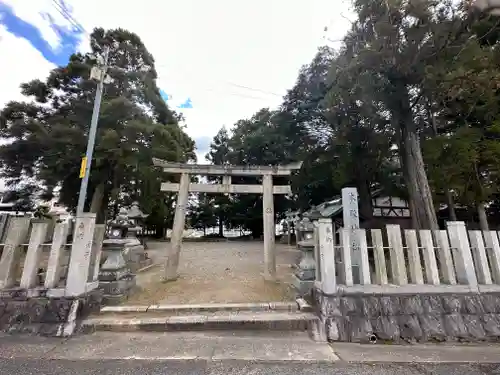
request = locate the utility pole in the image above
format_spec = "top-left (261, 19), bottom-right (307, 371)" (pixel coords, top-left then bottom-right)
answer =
top-left (76, 45), bottom-right (111, 216)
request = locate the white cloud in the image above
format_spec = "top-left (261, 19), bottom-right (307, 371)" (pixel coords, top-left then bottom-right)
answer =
top-left (0, 24), bottom-right (55, 107)
top-left (0, 0), bottom-right (353, 145)
top-left (1, 0), bottom-right (75, 50)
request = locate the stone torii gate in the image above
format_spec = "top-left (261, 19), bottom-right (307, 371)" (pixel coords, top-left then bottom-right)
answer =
top-left (153, 158), bottom-right (302, 282)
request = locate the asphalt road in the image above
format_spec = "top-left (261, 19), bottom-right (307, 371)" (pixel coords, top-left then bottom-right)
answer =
top-left (1, 359), bottom-right (500, 375)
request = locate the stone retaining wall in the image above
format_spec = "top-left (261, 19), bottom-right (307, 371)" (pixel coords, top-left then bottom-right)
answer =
top-left (0, 289), bottom-right (102, 336)
top-left (314, 288), bottom-right (500, 343)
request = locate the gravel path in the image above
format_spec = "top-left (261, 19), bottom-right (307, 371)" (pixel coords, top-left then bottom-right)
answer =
top-left (126, 241), bottom-right (299, 305)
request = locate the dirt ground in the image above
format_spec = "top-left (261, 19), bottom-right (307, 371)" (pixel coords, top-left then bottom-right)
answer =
top-left (125, 241), bottom-right (300, 305)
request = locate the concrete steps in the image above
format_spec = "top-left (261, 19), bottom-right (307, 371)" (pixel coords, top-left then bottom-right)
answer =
top-left (80, 299), bottom-right (320, 338)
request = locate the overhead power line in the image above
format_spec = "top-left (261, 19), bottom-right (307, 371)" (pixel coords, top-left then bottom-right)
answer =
top-left (223, 82), bottom-right (281, 97)
top-left (47, 1), bottom-right (284, 103)
top-left (50, 0), bottom-right (89, 37)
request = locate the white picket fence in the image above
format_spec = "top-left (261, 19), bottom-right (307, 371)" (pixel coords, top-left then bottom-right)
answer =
top-left (314, 220), bottom-right (500, 294)
top-left (0, 215), bottom-right (106, 297)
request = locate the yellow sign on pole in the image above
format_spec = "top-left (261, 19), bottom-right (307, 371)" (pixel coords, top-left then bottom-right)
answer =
top-left (79, 157), bottom-right (87, 178)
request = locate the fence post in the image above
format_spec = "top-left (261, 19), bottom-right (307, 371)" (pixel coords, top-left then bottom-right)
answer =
top-left (371, 229), bottom-right (388, 285)
top-left (405, 229), bottom-right (424, 284)
top-left (89, 224), bottom-right (106, 282)
top-left (340, 229), bottom-right (353, 286)
top-left (468, 230), bottom-right (492, 285)
top-left (483, 230), bottom-right (500, 284)
top-left (317, 218), bottom-right (336, 294)
top-left (0, 217), bottom-right (31, 289)
top-left (419, 230), bottom-right (440, 285)
top-left (45, 222), bottom-right (69, 288)
top-left (386, 224), bottom-right (408, 285)
top-left (434, 229), bottom-right (457, 285)
top-left (446, 221), bottom-right (477, 287)
top-left (356, 229), bottom-right (371, 285)
top-left (65, 213), bottom-right (96, 296)
top-left (20, 221), bottom-right (49, 288)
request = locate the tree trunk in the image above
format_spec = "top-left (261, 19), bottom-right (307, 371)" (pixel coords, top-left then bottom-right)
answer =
top-left (357, 179), bottom-right (373, 221)
top-left (218, 216), bottom-right (224, 237)
top-left (402, 129), bottom-right (439, 230)
top-left (203, 226), bottom-right (206, 236)
top-left (89, 183), bottom-right (106, 223)
top-left (249, 220), bottom-right (263, 239)
top-left (113, 200), bottom-right (119, 219)
top-left (477, 202), bottom-right (489, 231)
top-left (430, 105), bottom-right (457, 223)
top-left (398, 139), bottom-right (420, 229)
top-left (394, 89), bottom-right (438, 231)
top-left (445, 190), bottom-right (457, 221)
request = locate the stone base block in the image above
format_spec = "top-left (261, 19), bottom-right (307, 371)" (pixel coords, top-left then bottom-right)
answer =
top-left (0, 288), bottom-right (102, 336)
top-left (138, 257), bottom-right (153, 270)
top-left (99, 277), bottom-right (136, 295)
top-left (315, 289), bottom-right (500, 344)
top-left (102, 294), bottom-right (129, 306)
top-left (295, 269), bottom-right (315, 280)
top-left (292, 274), bottom-right (314, 297)
top-left (99, 268), bottom-right (131, 282)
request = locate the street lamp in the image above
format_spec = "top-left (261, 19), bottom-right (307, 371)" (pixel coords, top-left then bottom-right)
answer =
top-left (474, 0), bottom-right (500, 15)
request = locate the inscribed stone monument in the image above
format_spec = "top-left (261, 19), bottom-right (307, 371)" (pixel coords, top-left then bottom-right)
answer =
top-left (341, 187), bottom-right (360, 284)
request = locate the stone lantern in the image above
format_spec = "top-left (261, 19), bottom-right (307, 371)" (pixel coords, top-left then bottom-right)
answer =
top-left (127, 201), bottom-right (149, 248)
top-left (98, 207), bottom-right (152, 305)
top-left (292, 207), bottom-right (322, 296)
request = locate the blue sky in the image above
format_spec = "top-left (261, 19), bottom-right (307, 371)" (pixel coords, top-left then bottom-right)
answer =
top-left (0, 0), bottom-right (350, 160)
top-left (0, 1), bottom-right (192, 108)
top-left (0, 1), bottom-right (80, 66)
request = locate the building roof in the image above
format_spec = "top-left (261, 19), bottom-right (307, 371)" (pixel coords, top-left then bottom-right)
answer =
top-left (290, 188), bottom-right (388, 219)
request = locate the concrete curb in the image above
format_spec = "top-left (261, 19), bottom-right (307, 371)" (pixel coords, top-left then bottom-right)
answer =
top-left (100, 301), bottom-right (300, 315)
top-left (81, 311), bottom-right (318, 333)
top-left (331, 342), bottom-right (500, 363)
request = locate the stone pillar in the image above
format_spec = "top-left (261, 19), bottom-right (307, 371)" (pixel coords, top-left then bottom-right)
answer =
top-left (386, 224), bottom-right (408, 285)
top-left (340, 229), bottom-right (353, 286)
top-left (262, 173), bottom-right (276, 280)
top-left (356, 229), bottom-right (371, 285)
top-left (468, 230), bottom-right (492, 285)
top-left (371, 229), bottom-right (388, 285)
top-left (482, 230), bottom-right (500, 284)
top-left (341, 188), bottom-right (360, 284)
top-left (65, 213), bottom-right (96, 296)
top-left (420, 229), bottom-right (440, 285)
top-left (317, 218), bottom-right (336, 294)
top-left (405, 229), bottom-right (424, 285)
top-left (45, 222), bottom-right (69, 289)
top-left (447, 221), bottom-right (478, 286)
top-left (20, 221), bottom-right (49, 289)
top-left (434, 229), bottom-right (457, 285)
top-left (166, 172), bottom-right (190, 281)
top-left (0, 217), bottom-right (31, 289)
